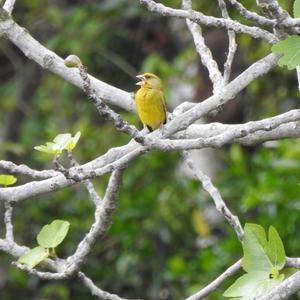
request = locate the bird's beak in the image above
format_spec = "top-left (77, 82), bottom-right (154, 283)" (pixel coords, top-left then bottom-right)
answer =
top-left (136, 74), bottom-right (146, 86)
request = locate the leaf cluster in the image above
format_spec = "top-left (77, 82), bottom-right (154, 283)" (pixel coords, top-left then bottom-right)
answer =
top-left (34, 132), bottom-right (81, 157)
top-left (18, 220), bottom-right (70, 268)
top-left (224, 224), bottom-right (285, 299)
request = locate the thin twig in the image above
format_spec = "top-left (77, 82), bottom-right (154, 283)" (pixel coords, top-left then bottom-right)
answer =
top-left (185, 259), bottom-right (242, 300)
top-left (13, 262), bottom-right (67, 280)
top-left (82, 179), bottom-right (102, 206)
top-left (183, 151), bottom-right (244, 240)
top-left (0, 160), bottom-right (58, 179)
top-left (68, 154), bottom-right (102, 206)
top-left (227, 0), bottom-right (275, 27)
top-left (182, 0), bottom-right (223, 93)
top-left (297, 67), bottom-right (300, 92)
top-left (78, 272), bottom-right (138, 300)
top-left (256, 0), bottom-right (300, 35)
top-left (4, 201), bottom-right (14, 240)
top-left (3, 0), bottom-right (16, 15)
top-left (139, 0), bottom-right (277, 43)
top-left (218, 0), bottom-right (237, 84)
top-left (78, 64), bottom-right (145, 144)
top-left (256, 0), bottom-right (290, 22)
top-left (64, 169), bottom-right (123, 275)
top-left (286, 257), bottom-right (300, 268)
top-left (0, 238), bottom-right (28, 257)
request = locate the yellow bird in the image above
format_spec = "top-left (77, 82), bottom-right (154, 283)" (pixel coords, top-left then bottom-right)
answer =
top-left (135, 73), bottom-right (167, 131)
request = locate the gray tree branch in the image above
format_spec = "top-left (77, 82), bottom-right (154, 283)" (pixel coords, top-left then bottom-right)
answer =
top-left (182, 0), bottom-right (224, 92)
top-left (3, 0), bottom-right (16, 15)
top-left (183, 151), bottom-right (244, 240)
top-left (227, 0), bottom-right (275, 27)
top-left (139, 0), bottom-right (277, 43)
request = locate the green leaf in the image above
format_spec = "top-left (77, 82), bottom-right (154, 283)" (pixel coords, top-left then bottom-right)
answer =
top-left (34, 143), bottom-right (63, 155)
top-left (18, 246), bottom-right (49, 268)
top-left (228, 224), bottom-right (286, 299)
top-left (53, 133), bottom-right (72, 147)
top-left (65, 131), bottom-right (81, 152)
top-left (271, 36), bottom-right (300, 70)
top-left (267, 226), bottom-right (285, 270)
top-left (223, 271), bottom-right (284, 299)
top-left (294, 0), bottom-right (300, 17)
top-left (37, 220), bottom-right (70, 248)
top-left (242, 224), bottom-right (286, 274)
top-left (242, 223), bottom-right (273, 273)
top-left (34, 132), bottom-right (81, 156)
top-left (0, 174), bottom-right (17, 186)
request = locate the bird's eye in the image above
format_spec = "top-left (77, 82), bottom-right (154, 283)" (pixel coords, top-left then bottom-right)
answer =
top-left (144, 75), bottom-right (150, 79)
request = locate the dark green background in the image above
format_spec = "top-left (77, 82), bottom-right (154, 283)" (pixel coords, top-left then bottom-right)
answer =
top-left (0, 0), bottom-right (299, 299)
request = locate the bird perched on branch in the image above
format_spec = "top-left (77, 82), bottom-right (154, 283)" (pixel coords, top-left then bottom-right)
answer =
top-left (135, 73), bottom-right (167, 132)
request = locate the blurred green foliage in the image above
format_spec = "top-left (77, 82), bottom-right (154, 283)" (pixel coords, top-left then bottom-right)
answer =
top-left (0, 1), bottom-right (300, 300)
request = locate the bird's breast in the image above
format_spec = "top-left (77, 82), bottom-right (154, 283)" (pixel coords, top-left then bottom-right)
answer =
top-left (135, 87), bottom-right (166, 130)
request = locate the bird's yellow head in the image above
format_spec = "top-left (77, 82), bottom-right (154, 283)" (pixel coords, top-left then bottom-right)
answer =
top-left (136, 73), bottom-right (163, 90)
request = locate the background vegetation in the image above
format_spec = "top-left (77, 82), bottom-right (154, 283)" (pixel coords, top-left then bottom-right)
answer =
top-left (0, 0), bottom-right (299, 299)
